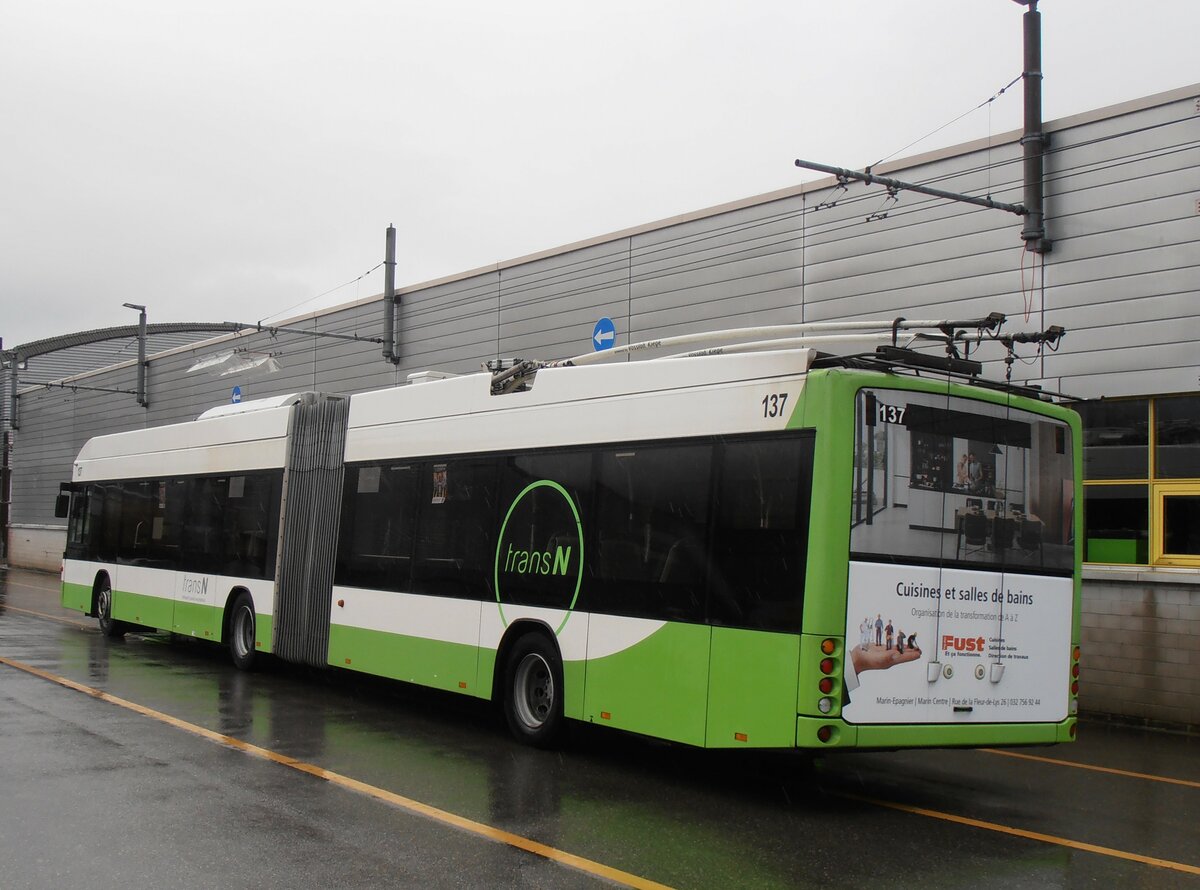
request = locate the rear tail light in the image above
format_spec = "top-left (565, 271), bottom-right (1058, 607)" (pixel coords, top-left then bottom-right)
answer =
top-left (821, 638), bottom-right (836, 655)
top-left (1069, 646), bottom-right (1081, 720)
top-left (819, 657), bottom-right (835, 675)
top-left (818, 677), bottom-right (834, 694)
top-left (817, 725), bottom-right (833, 743)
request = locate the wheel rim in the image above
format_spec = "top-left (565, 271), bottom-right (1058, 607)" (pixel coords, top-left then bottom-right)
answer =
top-left (98, 586), bottom-right (112, 622)
top-left (513, 652), bottom-right (554, 730)
top-left (233, 605), bottom-right (254, 659)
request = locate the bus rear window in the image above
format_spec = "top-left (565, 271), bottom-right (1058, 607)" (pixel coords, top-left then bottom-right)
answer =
top-left (850, 388), bottom-right (1074, 575)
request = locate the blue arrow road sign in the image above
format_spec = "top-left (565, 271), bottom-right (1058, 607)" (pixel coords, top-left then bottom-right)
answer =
top-left (592, 317), bottom-right (616, 351)
top-left (232, 386), bottom-right (242, 404)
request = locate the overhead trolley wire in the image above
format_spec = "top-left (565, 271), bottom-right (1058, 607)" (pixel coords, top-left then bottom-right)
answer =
top-left (257, 262), bottom-right (385, 326)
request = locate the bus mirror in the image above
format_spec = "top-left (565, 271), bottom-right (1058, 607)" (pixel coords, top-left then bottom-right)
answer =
top-left (54, 493), bottom-right (70, 518)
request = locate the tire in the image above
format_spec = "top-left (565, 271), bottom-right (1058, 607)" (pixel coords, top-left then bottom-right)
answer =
top-left (96, 578), bottom-right (127, 639)
top-left (228, 593), bottom-right (258, 671)
top-left (502, 633), bottom-right (565, 747)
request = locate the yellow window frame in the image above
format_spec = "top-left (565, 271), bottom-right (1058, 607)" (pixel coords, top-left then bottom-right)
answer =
top-left (1151, 481), bottom-right (1200, 567)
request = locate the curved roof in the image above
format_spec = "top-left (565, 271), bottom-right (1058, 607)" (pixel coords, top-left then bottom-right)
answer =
top-left (7, 323), bottom-right (242, 383)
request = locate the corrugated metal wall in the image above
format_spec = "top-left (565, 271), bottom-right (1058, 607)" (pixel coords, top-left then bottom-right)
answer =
top-left (8, 85), bottom-right (1199, 528)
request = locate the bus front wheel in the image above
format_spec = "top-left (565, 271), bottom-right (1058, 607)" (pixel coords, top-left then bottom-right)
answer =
top-left (96, 578), bottom-right (127, 639)
top-left (228, 594), bottom-right (257, 671)
top-left (502, 633), bottom-right (565, 748)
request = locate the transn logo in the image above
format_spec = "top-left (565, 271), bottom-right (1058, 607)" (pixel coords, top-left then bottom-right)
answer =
top-left (942, 634), bottom-right (986, 653)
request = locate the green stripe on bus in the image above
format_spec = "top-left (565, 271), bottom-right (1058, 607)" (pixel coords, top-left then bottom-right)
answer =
top-left (328, 624), bottom-right (483, 697)
top-left (111, 588), bottom-right (175, 631)
top-left (61, 580), bottom-right (93, 613)
top-left (62, 583), bottom-right (274, 654)
top-left (582, 623), bottom-right (710, 747)
top-left (706, 627), bottom-right (800, 748)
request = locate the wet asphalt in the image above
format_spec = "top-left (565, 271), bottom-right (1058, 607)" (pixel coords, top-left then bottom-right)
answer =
top-left (1, 566), bottom-right (1196, 889)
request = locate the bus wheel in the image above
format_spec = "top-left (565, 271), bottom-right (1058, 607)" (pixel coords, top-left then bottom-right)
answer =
top-left (503, 634), bottom-right (564, 747)
top-left (228, 594), bottom-right (257, 671)
top-left (96, 579), bottom-right (126, 639)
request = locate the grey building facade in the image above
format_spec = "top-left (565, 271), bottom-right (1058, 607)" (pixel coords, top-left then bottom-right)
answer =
top-left (6, 83), bottom-right (1199, 727)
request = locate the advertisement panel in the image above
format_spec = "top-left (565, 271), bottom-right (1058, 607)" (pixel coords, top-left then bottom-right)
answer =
top-left (842, 561), bottom-right (1071, 725)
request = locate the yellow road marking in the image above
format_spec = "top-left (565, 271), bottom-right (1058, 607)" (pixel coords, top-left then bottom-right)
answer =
top-left (2, 604), bottom-right (93, 629)
top-left (838, 791), bottom-right (1200, 876)
top-left (981, 747), bottom-right (1200, 789)
top-left (0, 655), bottom-right (673, 890)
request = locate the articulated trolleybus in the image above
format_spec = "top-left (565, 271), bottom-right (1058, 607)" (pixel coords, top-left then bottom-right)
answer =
top-left (59, 314), bottom-right (1082, 751)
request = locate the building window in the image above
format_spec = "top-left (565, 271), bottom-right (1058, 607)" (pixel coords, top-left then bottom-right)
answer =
top-left (1155, 395), bottom-right (1200, 478)
top-left (1077, 396), bottom-right (1200, 567)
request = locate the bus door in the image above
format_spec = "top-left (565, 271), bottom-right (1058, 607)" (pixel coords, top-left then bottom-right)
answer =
top-left (582, 443), bottom-right (713, 746)
top-left (112, 479), bottom-right (182, 631)
top-left (172, 475), bottom-right (232, 640)
top-left (704, 433), bottom-right (813, 748)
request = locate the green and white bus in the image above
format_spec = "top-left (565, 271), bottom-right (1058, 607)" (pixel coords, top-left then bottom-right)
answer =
top-left (58, 318), bottom-right (1082, 750)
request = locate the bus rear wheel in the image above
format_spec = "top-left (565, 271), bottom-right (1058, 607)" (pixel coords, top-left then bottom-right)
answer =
top-left (96, 579), bottom-right (127, 639)
top-left (228, 594), bottom-right (258, 671)
top-left (502, 633), bottom-right (565, 748)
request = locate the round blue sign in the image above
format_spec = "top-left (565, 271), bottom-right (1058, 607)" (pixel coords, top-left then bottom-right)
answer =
top-left (592, 316), bottom-right (616, 351)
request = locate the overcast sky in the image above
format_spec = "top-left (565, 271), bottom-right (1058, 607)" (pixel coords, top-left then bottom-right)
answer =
top-left (2, 0), bottom-right (1196, 350)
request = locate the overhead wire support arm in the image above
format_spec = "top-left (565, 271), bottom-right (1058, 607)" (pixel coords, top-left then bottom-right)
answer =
top-left (794, 159), bottom-right (1027, 217)
top-left (230, 321), bottom-right (386, 346)
top-left (18, 380), bottom-right (139, 396)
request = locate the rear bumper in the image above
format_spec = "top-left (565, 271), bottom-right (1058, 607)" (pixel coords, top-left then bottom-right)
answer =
top-left (796, 714), bottom-right (1076, 749)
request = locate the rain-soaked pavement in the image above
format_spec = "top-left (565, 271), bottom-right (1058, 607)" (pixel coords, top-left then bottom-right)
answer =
top-left (1, 566), bottom-right (1196, 889)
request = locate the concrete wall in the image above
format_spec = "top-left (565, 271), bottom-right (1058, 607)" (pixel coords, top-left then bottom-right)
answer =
top-left (1080, 570), bottom-right (1200, 728)
top-left (7, 525), bottom-right (65, 573)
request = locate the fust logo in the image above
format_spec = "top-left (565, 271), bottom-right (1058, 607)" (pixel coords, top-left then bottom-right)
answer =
top-left (942, 634), bottom-right (987, 653)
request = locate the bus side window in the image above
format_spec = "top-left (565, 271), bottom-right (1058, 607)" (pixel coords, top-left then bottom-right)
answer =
top-left (67, 488), bottom-right (87, 543)
top-left (336, 464), bottom-right (419, 591)
top-left (93, 483), bottom-right (121, 561)
top-left (411, 458), bottom-right (499, 599)
top-left (592, 444), bottom-right (711, 622)
top-left (710, 435), bottom-right (814, 633)
top-left (497, 450), bottom-right (592, 611)
top-left (184, 477), bottom-right (228, 574)
top-left (221, 473), bottom-right (274, 578)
